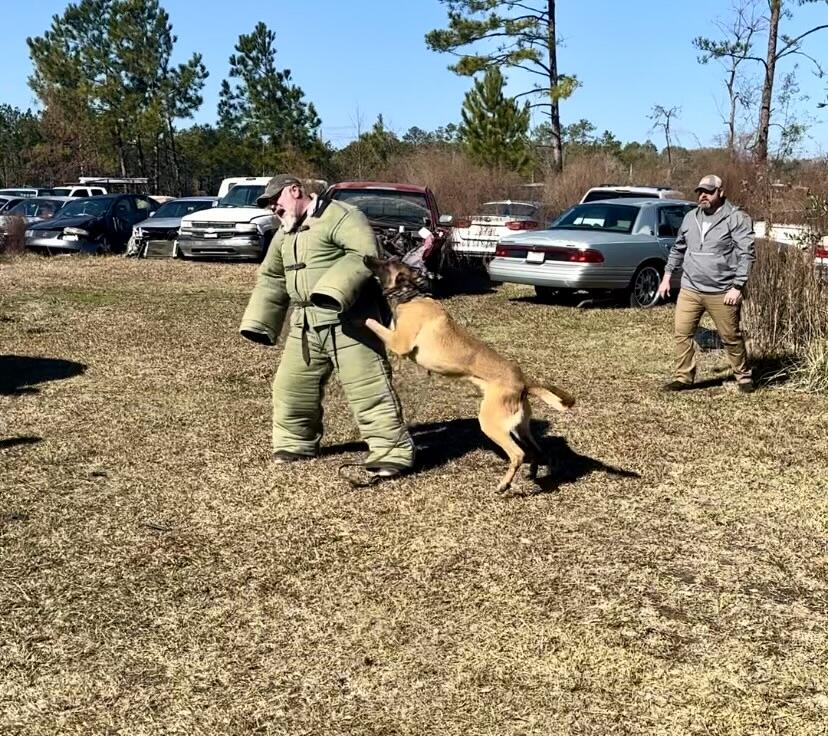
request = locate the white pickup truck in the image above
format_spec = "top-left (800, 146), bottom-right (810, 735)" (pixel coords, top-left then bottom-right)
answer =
top-left (176, 176), bottom-right (276, 261)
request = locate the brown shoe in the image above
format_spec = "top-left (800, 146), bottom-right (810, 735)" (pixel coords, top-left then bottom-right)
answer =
top-left (663, 380), bottom-right (692, 392)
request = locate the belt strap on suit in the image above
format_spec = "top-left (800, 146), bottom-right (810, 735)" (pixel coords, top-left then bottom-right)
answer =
top-left (291, 299), bottom-right (313, 365)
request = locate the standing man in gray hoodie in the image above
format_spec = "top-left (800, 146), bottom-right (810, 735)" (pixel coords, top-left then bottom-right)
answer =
top-left (657, 174), bottom-right (756, 393)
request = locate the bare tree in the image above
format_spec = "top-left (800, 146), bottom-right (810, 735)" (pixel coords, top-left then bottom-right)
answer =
top-left (649, 105), bottom-right (680, 175)
top-left (693, 0), bottom-right (764, 155)
top-left (694, 1), bottom-right (827, 163)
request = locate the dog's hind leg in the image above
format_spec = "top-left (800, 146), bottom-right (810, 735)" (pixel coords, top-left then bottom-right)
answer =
top-left (479, 395), bottom-right (525, 493)
top-left (515, 397), bottom-right (544, 480)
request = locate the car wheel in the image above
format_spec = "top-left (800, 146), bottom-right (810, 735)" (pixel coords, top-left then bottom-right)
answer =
top-left (628, 263), bottom-right (662, 308)
top-left (93, 236), bottom-right (113, 256)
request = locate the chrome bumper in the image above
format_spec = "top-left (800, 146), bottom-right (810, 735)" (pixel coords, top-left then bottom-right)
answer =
top-left (25, 235), bottom-right (98, 254)
top-left (177, 236), bottom-right (263, 260)
top-left (487, 257), bottom-right (634, 290)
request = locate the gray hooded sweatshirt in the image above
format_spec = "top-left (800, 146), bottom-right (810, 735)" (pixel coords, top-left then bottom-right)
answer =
top-left (666, 200), bottom-right (755, 293)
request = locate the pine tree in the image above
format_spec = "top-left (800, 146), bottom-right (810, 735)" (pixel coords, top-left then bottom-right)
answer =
top-left (459, 68), bottom-right (531, 174)
top-left (217, 22), bottom-right (321, 155)
top-left (27, 0), bottom-right (206, 189)
top-left (427, 0), bottom-right (576, 172)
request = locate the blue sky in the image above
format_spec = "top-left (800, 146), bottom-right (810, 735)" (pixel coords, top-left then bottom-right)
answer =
top-left (2, 0), bottom-right (826, 155)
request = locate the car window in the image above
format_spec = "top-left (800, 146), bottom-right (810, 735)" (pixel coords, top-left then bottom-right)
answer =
top-left (331, 188), bottom-right (432, 226)
top-left (114, 198), bottom-right (135, 221)
top-left (8, 200), bottom-right (38, 217)
top-left (479, 202), bottom-right (538, 217)
top-left (219, 185), bottom-right (266, 208)
top-left (135, 196), bottom-right (154, 213)
top-left (553, 203), bottom-right (639, 233)
top-left (154, 199), bottom-right (216, 218)
top-left (59, 197), bottom-right (112, 218)
top-left (582, 190), bottom-right (658, 203)
top-left (657, 206), bottom-right (689, 238)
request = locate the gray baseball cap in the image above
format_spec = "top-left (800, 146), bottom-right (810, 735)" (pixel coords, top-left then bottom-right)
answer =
top-left (694, 174), bottom-right (723, 192)
top-left (255, 174), bottom-right (302, 208)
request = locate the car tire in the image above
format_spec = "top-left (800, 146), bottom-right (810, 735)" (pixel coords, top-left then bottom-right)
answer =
top-left (628, 263), bottom-right (663, 308)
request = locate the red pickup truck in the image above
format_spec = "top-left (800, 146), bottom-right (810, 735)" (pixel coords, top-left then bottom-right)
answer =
top-left (325, 180), bottom-right (452, 276)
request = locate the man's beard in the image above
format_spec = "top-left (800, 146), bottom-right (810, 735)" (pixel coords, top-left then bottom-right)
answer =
top-left (280, 212), bottom-right (299, 232)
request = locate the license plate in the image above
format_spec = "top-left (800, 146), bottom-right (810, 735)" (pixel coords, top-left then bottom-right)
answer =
top-left (203, 232), bottom-right (218, 239)
top-left (526, 251), bottom-right (545, 263)
top-left (63, 234), bottom-right (78, 242)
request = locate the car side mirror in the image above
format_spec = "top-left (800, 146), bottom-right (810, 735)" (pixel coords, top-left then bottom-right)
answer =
top-left (439, 214), bottom-right (453, 226)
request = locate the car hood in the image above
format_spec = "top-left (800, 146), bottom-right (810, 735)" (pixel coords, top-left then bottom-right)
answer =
top-left (180, 207), bottom-right (271, 225)
top-left (30, 214), bottom-right (102, 231)
top-left (135, 216), bottom-right (182, 229)
top-left (501, 228), bottom-right (652, 247)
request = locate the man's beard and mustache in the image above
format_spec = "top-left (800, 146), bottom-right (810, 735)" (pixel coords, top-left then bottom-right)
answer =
top-left (280, 211), bottom-right (300, 233)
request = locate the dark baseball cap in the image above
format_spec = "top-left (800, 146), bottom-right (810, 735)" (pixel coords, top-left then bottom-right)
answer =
top-left (255, 174), bottom-right (302, 208)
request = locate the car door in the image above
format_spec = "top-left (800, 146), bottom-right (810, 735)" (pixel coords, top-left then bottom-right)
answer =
top-left (110, 197), bottom-right (136, 249)
top-left (656, 205), bottom-right (693, 287)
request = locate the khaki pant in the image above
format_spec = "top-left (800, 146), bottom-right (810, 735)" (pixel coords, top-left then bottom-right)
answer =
top-left (673, 289), bottom-right (752, 385)
top-left (271, 322), bottom-right (415, 468)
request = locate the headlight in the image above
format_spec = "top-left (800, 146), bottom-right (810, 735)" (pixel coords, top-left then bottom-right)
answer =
top-left (25, 230), bottom-right (34, 239)
top-left (63, 227), bottom-right (90, 237)
top-left (234, 223), bottom-right (259, 233)
top-left (133, 227), bottom-right (144, 238)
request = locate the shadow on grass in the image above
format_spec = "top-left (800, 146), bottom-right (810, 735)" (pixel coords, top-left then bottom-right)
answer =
top-left (415, 417), bottom-right (639, 492)
top-left (321, 417), bottom-right (640, 492)
top-left (752, 354), bottom-right (796, 387)
top-left (0, 355), bottom-right (86, 395)
top-left (0, 436), bottom-right (42, 450)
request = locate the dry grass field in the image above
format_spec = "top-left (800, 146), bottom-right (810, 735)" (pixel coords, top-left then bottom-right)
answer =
top-left (1, 256), bottom-right (827, 736)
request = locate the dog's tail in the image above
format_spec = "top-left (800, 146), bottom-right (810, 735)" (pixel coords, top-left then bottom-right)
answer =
top-left (526, 384), bottom-right (575, 412)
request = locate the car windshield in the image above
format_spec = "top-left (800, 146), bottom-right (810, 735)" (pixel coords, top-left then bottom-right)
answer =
top-left (331, 189), bottom-right (431, 226)
top-left (154, 199), bottom-right (215, 219)
top-left (551, 203), bottom-right (640, 233)
top-left (219, 185), bottom-right (265, 208)
top-left (7, 198), bottom-right (65, 218)
top-left (59, 198), bottom-right (112, 218)
top-left (479, 202), bottom-right (538, 217)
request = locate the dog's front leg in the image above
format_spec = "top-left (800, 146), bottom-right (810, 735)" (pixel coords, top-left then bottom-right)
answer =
top-left (364, 318), bottom-right (415, 357)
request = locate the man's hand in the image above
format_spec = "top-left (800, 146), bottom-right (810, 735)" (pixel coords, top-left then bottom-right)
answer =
top-left (657, 273), bottom-right (672, 300)
top-left (723, 287), bottom-right (743, 306)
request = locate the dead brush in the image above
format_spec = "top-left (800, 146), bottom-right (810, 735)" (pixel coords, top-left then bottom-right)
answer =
top-left (0, 215), bottom-right (27, 255)
top-left (743, 194), bottom-right (828, 392)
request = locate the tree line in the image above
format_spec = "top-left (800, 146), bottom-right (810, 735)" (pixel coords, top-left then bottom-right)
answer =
top-left (1, 0), bottom-right (825, 195)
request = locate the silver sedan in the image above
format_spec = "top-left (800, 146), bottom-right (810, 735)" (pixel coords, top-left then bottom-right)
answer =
top-left (487, 198), bottom-right (696, 307)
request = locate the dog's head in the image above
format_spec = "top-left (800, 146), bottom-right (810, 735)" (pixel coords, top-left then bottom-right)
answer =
top-left (363, 255), bottom-right (423, 293)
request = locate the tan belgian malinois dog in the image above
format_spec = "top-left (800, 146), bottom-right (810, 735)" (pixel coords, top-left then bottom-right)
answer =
top-left (363, 255), bottom-right (575, 492)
